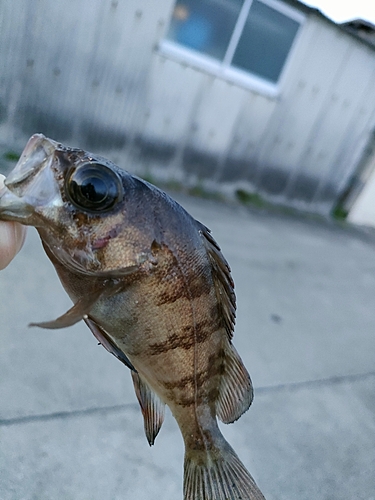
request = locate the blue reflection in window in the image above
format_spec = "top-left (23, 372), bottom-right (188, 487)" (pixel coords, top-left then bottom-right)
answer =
top-left (167, 1), bottom-right (244, 60)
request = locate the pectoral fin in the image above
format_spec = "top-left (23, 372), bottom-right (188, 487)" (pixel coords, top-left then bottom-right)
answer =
top-left (216, 341), bottom-right (254, 424)
top-left (131, 372), bottom-right (165, 446)
top-left (28, 288), bottom-right (105, 329)
top-left (28, 280), bottom-right (123, 330)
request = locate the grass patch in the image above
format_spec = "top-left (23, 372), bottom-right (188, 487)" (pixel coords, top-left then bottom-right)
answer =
top-left (164, 179), bottom-right (184, 192)
top-left (3, 151), bottom-right (20, 162)
top-left (235, 189), bottom-right (266, 208)
top-left (141, 174), bottom-right (183, 193)
top-left (187, 184), bottom-right (224, 201)
top-left (141, 173), bottom-right (225, 201)
top-left (235, 188), bottom-right (311, 219)
top-left (140, 173), bottom-right (156, 185)
top-left (332, 205), bottom-right (348, 221)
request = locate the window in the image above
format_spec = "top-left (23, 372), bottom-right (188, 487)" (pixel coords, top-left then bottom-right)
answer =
top-left (162, 0), bottom-right (304, 93)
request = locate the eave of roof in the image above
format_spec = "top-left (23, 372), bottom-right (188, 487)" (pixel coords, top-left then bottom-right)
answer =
top-left (282, 0), bottom-right (375, 51)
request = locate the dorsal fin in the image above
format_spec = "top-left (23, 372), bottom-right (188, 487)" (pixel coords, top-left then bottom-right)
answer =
top-left (131, 372), bottom-right (165, 446)
top-left (198, 223), bottom-right (236, 339)
top-left (198, 222), bottom-right (252, 422)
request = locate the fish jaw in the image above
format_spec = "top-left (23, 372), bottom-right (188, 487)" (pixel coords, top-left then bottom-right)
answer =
top-left (0, 134), bottom-right (63, 226)
top-left (0, 184), bottom-right (34, 224)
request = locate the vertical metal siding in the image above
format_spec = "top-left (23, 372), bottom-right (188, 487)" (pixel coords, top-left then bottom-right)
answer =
top-left (0, 0), bottom-right (174, 150)
top-left (310, 49), bottom-right (375, 207)
top-left (256, 22), bottom-right (354, 200)
top-left (219, 93), bottom-right (277, 183)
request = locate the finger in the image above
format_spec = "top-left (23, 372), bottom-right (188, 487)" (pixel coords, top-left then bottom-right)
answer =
top-left (0, 174), bottom-right (27, 269)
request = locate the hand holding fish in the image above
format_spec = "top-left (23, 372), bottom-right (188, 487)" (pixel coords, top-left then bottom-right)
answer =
top-left (0, 135), bottom-right (266, 500)
top-left (0, 174), bottom-right (26, 270)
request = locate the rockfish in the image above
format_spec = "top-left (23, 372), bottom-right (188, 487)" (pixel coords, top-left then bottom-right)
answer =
top-left (0, 134), bottom-right (265, 500)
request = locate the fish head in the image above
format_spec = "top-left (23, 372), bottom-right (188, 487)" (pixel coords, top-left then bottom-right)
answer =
top-left (0, 134), bottom-right (158, 276)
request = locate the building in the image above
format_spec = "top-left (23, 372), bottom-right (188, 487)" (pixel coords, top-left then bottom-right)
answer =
top-left (1, 0), bottom-right (375, 216)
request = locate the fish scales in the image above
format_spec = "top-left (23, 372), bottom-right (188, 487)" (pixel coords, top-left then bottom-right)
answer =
top-left (94, 244), bottom-right (223, 412)
top-left (0, 134), bottom-right (266, 500)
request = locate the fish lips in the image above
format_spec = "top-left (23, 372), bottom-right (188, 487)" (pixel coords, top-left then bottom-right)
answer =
top-left (0, 134), bottom-right (62, 225)
top-left (0, 186), bottom-right (34, 223)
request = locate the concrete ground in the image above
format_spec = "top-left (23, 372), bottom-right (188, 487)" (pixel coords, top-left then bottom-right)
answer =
top-left (0, 193), bottom-right (374, 500)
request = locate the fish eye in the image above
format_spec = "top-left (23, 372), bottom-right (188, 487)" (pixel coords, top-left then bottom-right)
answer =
top-left (65, 163), bottom-right (123, 212)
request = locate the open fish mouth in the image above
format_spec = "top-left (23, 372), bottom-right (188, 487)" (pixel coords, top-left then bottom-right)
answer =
top-left (0, 134), bottom-right (62, 224)
top-left (5, 134), bottom-right (57, 188)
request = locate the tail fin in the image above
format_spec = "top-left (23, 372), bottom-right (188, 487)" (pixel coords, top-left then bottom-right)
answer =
top-left (183, 438), bottom-right (265, 500)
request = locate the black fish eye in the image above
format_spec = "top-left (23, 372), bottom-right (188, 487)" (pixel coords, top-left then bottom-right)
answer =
top-left (65, 163), bottom-right (123, 212)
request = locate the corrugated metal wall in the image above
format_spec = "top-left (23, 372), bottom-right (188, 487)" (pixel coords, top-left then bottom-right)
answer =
top-left (0, 0), bottom-right (169, 147)
top-left (1, 0), bottom-right (375, 214)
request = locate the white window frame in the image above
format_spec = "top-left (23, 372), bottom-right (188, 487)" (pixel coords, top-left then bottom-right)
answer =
top-left (159, 0), bottom-right (305, 97)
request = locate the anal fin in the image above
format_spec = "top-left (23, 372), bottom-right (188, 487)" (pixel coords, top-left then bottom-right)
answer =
top-left (216, 341), bottom-right (254, 424)
top-left (131, 372), bottom-right (165, 446)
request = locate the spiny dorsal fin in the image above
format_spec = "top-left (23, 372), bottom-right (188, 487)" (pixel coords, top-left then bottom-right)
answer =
top-left (131, 372), bottom-right (165, 446)
top-left (216, 341), bottom-right (254, 424)
top-left (199, 223), bottom-right (236, 340)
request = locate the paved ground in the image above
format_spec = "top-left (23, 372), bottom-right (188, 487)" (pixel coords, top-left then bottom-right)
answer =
top-left (0, 192), bottom-right (374, 500)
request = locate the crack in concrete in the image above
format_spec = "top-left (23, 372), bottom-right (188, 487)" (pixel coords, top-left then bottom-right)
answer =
top-left (256, 370), bottom-right (375, 395)
top-left (1, 371), bottom-right (374, 428)
top-left (0, 402), bottom-right (138, 427)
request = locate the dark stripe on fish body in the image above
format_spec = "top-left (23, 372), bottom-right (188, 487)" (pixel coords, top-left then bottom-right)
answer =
top-left (173, 394), bottom-right (200, 408)
top-left (147, 317), bottom-right (216, 355)
top-left (163, 370), bottom-right (208, 391)
top-left (160, 351), bottom-right (224, 407)
top-left (153, 274), bottom-right (211, 306)
top-left (151, 245), bottom-right (212, 307)
top-left (186, 429), bottom-right (217, 454)
top-left (166, 380), bottom-right (218, 407)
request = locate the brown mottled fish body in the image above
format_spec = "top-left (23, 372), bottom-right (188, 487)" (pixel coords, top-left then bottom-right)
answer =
top-left (0, 135), bottom-right (265, 500)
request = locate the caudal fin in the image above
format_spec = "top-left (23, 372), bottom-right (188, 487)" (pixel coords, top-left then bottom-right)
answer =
top-left (183, 439), bottom-right (265, 500)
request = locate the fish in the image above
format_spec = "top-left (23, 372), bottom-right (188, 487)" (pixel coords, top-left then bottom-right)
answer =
top-left (0, 134), bottom-right (266, 500)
